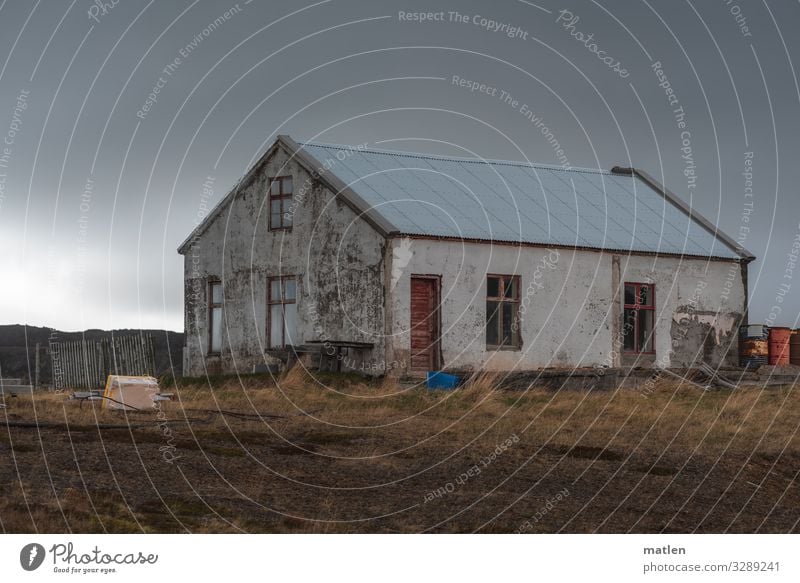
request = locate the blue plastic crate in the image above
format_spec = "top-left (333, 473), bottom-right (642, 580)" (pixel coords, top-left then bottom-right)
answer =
top-left (426, 371), bottom-right (462, 390)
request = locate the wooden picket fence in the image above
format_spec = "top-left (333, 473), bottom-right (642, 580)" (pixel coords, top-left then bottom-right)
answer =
top-left (55, 335), bottom-right (156, 388)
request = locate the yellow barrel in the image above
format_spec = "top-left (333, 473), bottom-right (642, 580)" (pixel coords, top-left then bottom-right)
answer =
top-left (739, 325), bottom-right (769, 368)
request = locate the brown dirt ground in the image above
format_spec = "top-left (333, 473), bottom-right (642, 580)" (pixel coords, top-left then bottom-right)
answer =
top-left (1, 371), bottom-right (798, 533)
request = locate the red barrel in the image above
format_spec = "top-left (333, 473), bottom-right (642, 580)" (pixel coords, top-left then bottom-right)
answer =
top-left (768, 327), bottom-right (791, 365)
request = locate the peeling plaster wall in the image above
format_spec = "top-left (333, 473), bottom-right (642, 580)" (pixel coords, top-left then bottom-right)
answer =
top-left (618, 255), bottom-right (745, 368)
top-left (182, 145), bottom-right (386, 376)
top-left (385, 238), bottom-right (746, 374)
top-left (385, 239), bottom-right (616, 372)
top-left (181, 146), bottom-right (746, 377)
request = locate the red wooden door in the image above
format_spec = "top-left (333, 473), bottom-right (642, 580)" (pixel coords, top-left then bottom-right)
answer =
top-left (410, 276), bottom-right (439, 376)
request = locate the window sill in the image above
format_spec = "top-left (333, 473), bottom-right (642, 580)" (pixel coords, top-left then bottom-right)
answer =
top-left (486, 345), bottom-right (521, 352)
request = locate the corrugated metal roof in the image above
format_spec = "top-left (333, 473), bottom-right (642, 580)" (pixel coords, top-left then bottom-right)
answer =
top-left (299, 142), bottom-right (741, 259)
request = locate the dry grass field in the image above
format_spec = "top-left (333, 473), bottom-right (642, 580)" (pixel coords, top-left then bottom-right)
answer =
top-left (1, 369), bottom-right (799, 533)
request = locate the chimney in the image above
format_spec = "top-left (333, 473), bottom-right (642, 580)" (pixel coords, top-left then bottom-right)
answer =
top-left (610, 166), bottom-right (634, 175)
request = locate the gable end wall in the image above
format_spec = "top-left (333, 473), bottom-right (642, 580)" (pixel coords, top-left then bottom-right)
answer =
top-left (182, 144), bottom-right (387, 376)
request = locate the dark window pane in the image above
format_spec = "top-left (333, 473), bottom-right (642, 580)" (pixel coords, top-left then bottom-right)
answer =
top-left (639, 309), bottom-right (654, 352)
top-left (487, 277), bottom-right (500, 298)
top-left (271, 180), bottom-right (280, 195)
top-left (623, 308), bottom-right (636, 351)
top-left (624, 284), bottom-right (635, 305)
top-left (486, 301), bottom-right (500, 345)
top-left (502, 302), bottom-right (516, 345)
top-left (504, 277), bottom-right (516, 299)
top-left (639, 285), bottom-right (652, 306)
top-left (270, 213), bottom-right (282, 229)
top-left (283, 209), bottom-right (293, 227)
top-left (283, 176), bottom-right (293, 194)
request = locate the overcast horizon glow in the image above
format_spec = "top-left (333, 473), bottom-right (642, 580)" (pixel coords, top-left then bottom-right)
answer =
top-left (0, 0), bottom-right (798, 333)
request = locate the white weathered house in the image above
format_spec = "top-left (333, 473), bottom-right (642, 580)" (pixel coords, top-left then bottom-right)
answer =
top-left (178, 135), bottom-right (753, 378)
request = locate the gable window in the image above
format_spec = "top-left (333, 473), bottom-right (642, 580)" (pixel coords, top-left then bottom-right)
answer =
top-left (486, 275), bottom-right (521, 349)
top-left (268, 276), bottom-right (297, 348)
top-left (208, 280), bottom-right (223, 354)
top-left (623, 282), bottom-right (655, 353)
top-left (269, 176), bottom-right (293, 231)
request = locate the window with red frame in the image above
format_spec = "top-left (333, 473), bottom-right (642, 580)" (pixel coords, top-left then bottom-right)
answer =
top-left (486, 275), bottom-right (521, 349)
top-left (623, 282), bottom-right (655, 353)
top-left (268, 176), bottom-right (293, 231)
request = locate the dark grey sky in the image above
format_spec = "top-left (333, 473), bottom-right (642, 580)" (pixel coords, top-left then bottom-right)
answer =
top-left (0, 0), bottom-right (797, 332)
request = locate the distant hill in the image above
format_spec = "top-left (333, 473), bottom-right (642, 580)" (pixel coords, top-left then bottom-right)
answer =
top-left (0, 324), bottom-right (184, 385)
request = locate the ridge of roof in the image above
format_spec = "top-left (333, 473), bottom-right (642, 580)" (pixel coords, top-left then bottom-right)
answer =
top-left (299, 141), bottom-right (613, 175)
